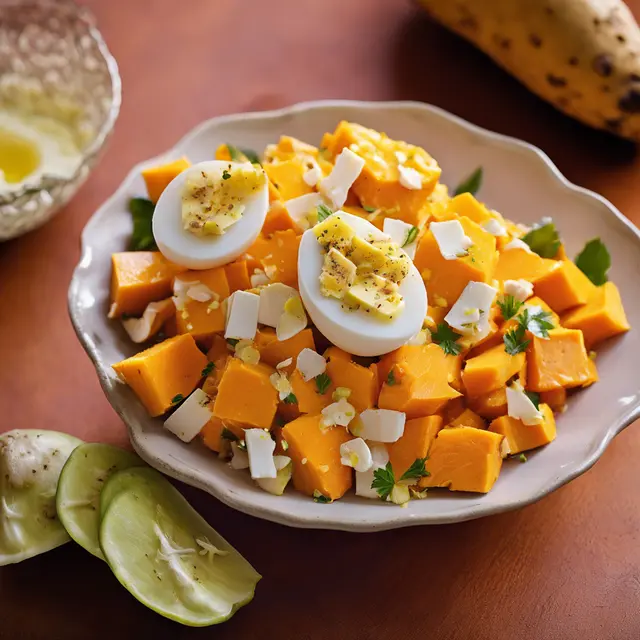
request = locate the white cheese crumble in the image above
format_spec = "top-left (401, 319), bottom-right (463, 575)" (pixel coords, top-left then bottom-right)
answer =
top-left (430, 220), bottom-right (473, 260)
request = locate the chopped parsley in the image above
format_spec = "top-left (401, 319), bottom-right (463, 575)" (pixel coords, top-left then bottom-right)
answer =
top-left (201, 361), bottom-right (215, 377)
top-left (518, 307), bottom-right (554, 339)
top-left (225, 144), bottom-right (261, 165)
top-left (400, 457), bottom-right (430, 482)
top-left (521, 220), bottom-right (560, 258)
top-left (317, 204), bottom-right (333, 222)
top-left (171, 394), bottom-right (184, 405)
top-left (575, 238), bottom-right (611, 285)
top-left (431, 323), bottom-right (463, 356)
top-left (453, 167), bottom-right (483, 196)
top-left (221, 427), bottom-right (239, 442)
top-left (283, 393), bottom-right (298, 404)
top-left (128, 197), bottom-right (157, 251)
top-left (525, 390), bottom-right (540, 410)
top-left (362, 205), bottom-right (377, 213)
top-left (226, 338), bottom-right (239, 347)
top-left (313, 490), bottom-right (332, 503)
top-left (386, 369), bottom-right (397, 386)
top-left (503, 324), bottom-right (530, 355)
top-left (222, 169), bottom-right (231, 180)
top-left (497, 294), bottom-right (524, 321)
top-left (371, 462), bottom-right (396, 500)
top-left (315, 373), bottom-right (332, 395)
top-left (403, 226), bottom-right (419, 247)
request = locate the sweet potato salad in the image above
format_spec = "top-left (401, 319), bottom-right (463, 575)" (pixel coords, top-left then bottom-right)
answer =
top-left (110, 122), bottom-right (630, 505)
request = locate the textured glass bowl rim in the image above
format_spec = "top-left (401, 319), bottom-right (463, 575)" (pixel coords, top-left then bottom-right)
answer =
top-left (0, 0), bottom-right (122, 206)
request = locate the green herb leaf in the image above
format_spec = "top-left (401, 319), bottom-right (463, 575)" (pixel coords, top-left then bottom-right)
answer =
top-left (222, 169), bottom-right (231, 180)
top-left (317, 204), bottom-right (333, 222)
top-left (201, 361), bottom-right (215, 377)
top-left (403, 226), bottom-right (419, 247)
top-left (236, 439), bottom-right (247, 451)
top-left (503, 324), bottom-right (530, 355)
top-left (519, 453), bottom-right (527, 463)
top-left (371, 462), bottom-right (396, 500)
top-left (128, 198), bottom-right (157, 251)
top-left (575, 238), bottom-right (611, 286)
top-left (226, 338), bottom-right (239, 347)
top-left (497, 294), bottom-right (524, 321)
top-left (525, 390), bottom-right (540, 410)
top-left (518, 307), bottom-right (555, 339)
top-left (453, 167), bottom-right (483, 196)
top-left (171, 394), bottom-right (184, 405)
top-left (315, 373), bottom-right (332, 395)
top-left (400, 457), bottom-right (430, 482)
top-left (431, 323), bottom-right (463, 356)
top-left (386, 369), bottom-right (396, 386)
top-left (283, 393), bottom-right (298, 405)
top-left (221, 427), bottom-right (239, 442)
top-left (226, 144), bottom-right (261, 164)
top-left (226, 144), bottom-right (242, 161)
top-left (313, 490), bottom-right (332, 503)
top-left (521, 221), bottom-right (561, 258)
top-left (241, 148), bottom-right (260, 164)
top-left (362, 205), bottom-right (377, 213)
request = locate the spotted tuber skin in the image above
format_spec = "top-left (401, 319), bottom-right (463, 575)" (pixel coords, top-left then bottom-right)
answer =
top-left (418, 0), bottom-right (640, 140)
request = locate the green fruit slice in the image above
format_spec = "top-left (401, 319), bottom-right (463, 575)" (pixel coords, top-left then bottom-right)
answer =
top-left (56, 443), bottom-right (142, 559)
top-left (99, 465), bottom-right (162, 519)
top-left (100, 468), bottom-right (261, 626)
top-left (0, 430), bottom-right (83, 566)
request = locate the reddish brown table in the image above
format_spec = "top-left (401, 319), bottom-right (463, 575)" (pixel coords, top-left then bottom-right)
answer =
top-left (1, 1), bottom-right (640, 638)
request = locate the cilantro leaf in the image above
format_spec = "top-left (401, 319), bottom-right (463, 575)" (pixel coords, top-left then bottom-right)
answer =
top-left (317, 204), bottom-right (333, 222)
top-left (453, 167), bottom-right (483, 196)
top-left (386, 369), bottom-right (396, 386)
top-left (521, 221), bottom-right (561, 258)
top-left (221, 427), bottom-right (239, 442)
top-left (315, 373), bottom-right (332, 395)
top-left (313, 490), bottom-right (332, 503)
top-left (403, 226), bottom-right (419, 247)
top-left (222, 169), bottom-right (231, 180)
top-left (400, 457), bottom-right (430, 482)
top-left (503, 324), bottom-right (530, 355)
top-left (525, 390), bottom-right (540, 410)
top-left (201, 361), bottom-right (215, 377)
top-left (575, 238), bottom-right (611, 286)
top-left (497, 294), bottom-right (524, 321)
top-left (518, 307), bottom-right (554, 339)
top-left (226, 143), bottom-right (261, 165)
top-left (128, 198), bottom-right (157, 251)
top-left (362, 205), bottom-right (377, 213)
top-left (431, 323), bottom-right (463, 356)
top-left (171, 394), bottom-right (184, 405)
top-left (371, 462), bottom-right (395, 500)
top-left (283, 393), bottom-right (298, 405)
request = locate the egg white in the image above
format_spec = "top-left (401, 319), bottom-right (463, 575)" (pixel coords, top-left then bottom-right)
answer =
top-left (152, 160), bottom-right (269, 270)
top-left (298, 211), bottom-right (428, 357)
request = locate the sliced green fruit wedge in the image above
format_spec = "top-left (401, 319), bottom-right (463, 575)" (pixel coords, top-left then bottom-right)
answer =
top-left (56, 443), bottom-right (142, 559)
top-left (100, 468), bottom-right (261, 626)
top-left (99, 465), bottom-right (162, 519)
top-left (0, 430), bottom-right (83, 566)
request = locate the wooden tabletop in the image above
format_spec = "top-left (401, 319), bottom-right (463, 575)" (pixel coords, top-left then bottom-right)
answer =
top-left (2, 0), bottom-right (640, 637)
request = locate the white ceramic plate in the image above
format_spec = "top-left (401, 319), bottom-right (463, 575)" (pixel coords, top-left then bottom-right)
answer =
top-left (69, 101), bottom-right (640, 531)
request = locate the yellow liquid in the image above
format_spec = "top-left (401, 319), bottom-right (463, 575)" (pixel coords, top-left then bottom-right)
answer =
top-left (0, 127), bottom-right (41, 183)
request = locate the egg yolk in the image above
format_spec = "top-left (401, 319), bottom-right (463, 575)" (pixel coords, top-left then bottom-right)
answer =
top-left (181, 164), bottom-right (266, 237)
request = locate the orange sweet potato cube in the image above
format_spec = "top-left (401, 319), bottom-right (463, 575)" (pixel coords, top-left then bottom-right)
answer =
top-left (325, 347), bottom-right (378, 413)
top-left (420, 426), bottom-right (503, 493)
top-left (448, 408), bottom-right (486, 430)
top-left (489, 403), bottom-right (556, 454)
top-left (387, 415), bottom-right (443, 480)
top-left (527, 328), bottom-right (597, 392)
top-left (175, 268), bottom-right (230, 343)
top-left (110, 252), bottom-right (186, 318)
top-left (263, 158), bottom-right (314, 201)
top-left (282, 414), bottom-right (353, 500)
top-left (561, 282), bottom-right (630, 348)
top-left (224, 260), bottom-right (252, 294)
top-left (467, 387), bottom-right (508, 419)
top-left (112, 334), bottom-right (208, 417)
top-left (413, 216), bottom-right (497, 308)
top-left (212, 358), bottom-right (278, 429)
top-left (262, 202), bottom-right (297, 235)
top-left (256, 328), bottom-right (315, 369)
top-left (142, 157), bottom-right (191, 203)
top-left (493, 248), bottom-right (556, 282)
top-left (533, 259), bottom-right (597, 313)
top-left (462, 345), bottom-right (525, 397)
top-left (247, 229), bottom-right (301, 288)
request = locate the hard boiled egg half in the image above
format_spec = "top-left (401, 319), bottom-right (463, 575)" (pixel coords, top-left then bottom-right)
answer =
top-left (153, 160), bottom-right (269, 269)
top-left (298, 211), bottom-right (427, 356)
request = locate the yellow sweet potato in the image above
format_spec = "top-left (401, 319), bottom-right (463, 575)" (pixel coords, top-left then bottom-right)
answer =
top-left (418, 0), bottom-right (640, 141)
top-left (489, 403), bottom-right (556, 454)
top-left (142, 157), bottom-right (191, 203)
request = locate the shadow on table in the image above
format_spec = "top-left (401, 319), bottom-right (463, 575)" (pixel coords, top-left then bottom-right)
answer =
top-left (389, 8), bottom-right (636, 179)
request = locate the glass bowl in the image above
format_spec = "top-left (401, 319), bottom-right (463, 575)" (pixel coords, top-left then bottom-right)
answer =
top-left (0, 0), bottom-right (121, 240)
